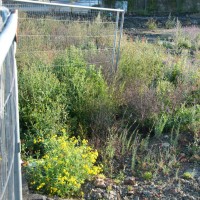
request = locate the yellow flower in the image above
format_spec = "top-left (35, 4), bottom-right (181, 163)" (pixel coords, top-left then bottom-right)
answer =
top-left (82, 139), bottom-right (88, 145)
top-left (82, 154), bottom-right (87, 159)
top-left (81, 191), bottom-right (84, 197)
top-left (69, 176), bottom-right (77, 184)
top-left (30, 181), bottom-right (35, 185)
top-left (50, 187), bottom-right (58, 194)
top-left (58, 176), bottom-right (66, 185)
top-left (43, 154), bottom-right (49, 159)
top-left (63, 169), bottom-right (69, 176)
top-left (53, 157), bottom-right (58, 161)
top-left (36, 182), bottom-right (45, 190)
top-left (47, 163), bottom-right (51, 168)
top-left (52, 135), bottom-right (57, 140)
top-left (61, 142), bottom-right (67, 149)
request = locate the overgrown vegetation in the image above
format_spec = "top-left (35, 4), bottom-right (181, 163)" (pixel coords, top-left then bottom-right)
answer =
top-left (18, 14), bottom-right (200, 198)
top-left (26, 135), bottom-right (101, 197)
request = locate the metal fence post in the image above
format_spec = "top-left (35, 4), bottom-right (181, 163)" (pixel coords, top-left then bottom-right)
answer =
top-left (112, 11), bottom-right (119, 72)
top-left (0, 9), bottom-right (22, 200)
top-left (13, 26), bottom-right (23, 199)
top-left (115, 11), bottom-right (124, 71)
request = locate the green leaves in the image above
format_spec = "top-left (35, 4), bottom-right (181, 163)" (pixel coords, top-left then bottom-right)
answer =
top-left (26, 135), bottom-right (102, 197)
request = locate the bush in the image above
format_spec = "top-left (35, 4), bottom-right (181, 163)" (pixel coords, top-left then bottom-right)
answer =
top-left (118, 41), bottom-right (164, 86)
top-left (116, 41), bottom-right (165, 124)
top-left (53, 46), bottom-right (115, 134)
top-left (18, 63), bottom-right (66, 155)
top-left (143, 171), bottom-right (153, 180)
top-left (146, 18), bottom-right (157, 30)
top-left (170, 104), bottom-right (200, 132)
top-left (156, 80), bottom-right (175, 104)
top-left (115, 38), bottom-right (200, 136)
top-left (173, 22), bottom-right (200, 51)
top-left (26, 135), bottom-right (102, 198)
top-left (165, 14), bottom-right (176, 29)
top-left (182, 172), bottom-right (194, 180)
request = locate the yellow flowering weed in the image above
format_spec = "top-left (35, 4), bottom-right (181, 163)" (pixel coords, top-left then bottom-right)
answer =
top-left (26, 135), bottom-right (102, 198)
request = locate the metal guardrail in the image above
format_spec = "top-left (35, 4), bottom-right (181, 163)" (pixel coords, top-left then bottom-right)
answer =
top-left (0, 6), bottom-right (10, 31)
top-left (8, 0), bottom-right (124, 12)
top-left (0, 9), bottom-right (22, 200)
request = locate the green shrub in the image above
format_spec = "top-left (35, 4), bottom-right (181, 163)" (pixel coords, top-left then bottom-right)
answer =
top-left (163, 54), bottom-right (200, 104)
top-left (195, 35), bottom-right (200, 50)
top-left (116, 38), bottom-right (200, 136)
top-left (173, 21), bottom-right (195, 51)
top-left (154, 113), bottom-right (169, 137)
top-left (165, 14), bottom-right (176, 29)
top-left (143, 171), bottom-right (153, 180)
top-left (177, 37), bottom-right (192, 50)
top-left (26, 135), bottom-right (102, 197)
top-left (156, 80), bottom-right (175, 104)
top-left (19, 44), bottom-right (114, 142)
top-left (53, 46), bottom-right (114, 134)
top-left (146, 18), bottom-right (157, 30)
top-left (118, 41), bottom-right (164, 86)
top-left (18, 63), bottom-right (66, 155)
top-left (171, 104), bottom-right (200, 132)
top-left (164, 59), bottom-right (185, 86)
top-left (183, 61), bottom-right (200, 104)
top-left (182, 172), bottom-right (194, 180)
top-left (116, 41), bottom-right (165, 127)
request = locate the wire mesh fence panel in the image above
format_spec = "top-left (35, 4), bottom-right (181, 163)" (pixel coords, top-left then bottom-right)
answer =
top-left (4, 0), bottom-right (124, 73)
top-left (0, 9), bottom-right (22, 200)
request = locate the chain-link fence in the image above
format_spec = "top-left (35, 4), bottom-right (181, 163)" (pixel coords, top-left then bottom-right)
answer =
top-left (0, 8), bottom-right (22, 200)
top-left (4, 0), bottom-right (124, 73)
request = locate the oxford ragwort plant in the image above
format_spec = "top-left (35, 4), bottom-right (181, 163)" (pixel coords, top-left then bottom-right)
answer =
top-left (26, 134), bottom-right (102, 198)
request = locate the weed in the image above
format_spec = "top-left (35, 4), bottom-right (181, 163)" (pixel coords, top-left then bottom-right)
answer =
top-left (106, 185), bottom-right (112, 193)
top-left (131, 134), bottom-right (140, 171)
top-left (127, 185), bottom-right (134, 192)
top-left (143, 171), bottom-right (153, 180)
top-left (182, 172), bottom-right (194, 180)
top-left (165, 13), bottom-right (176, 29)
top-left (102, 132), bottom-right (117, 177)
top-left (146, 18), bottom-right (157, 30)
top-left (175, 168), bottom-right (180, 180)
top-left (114, 170), bottom-right (125, 184)
top-left (154, 113), bottom-right (169, 138)
top-left (119, 124), bottom-right (137, 156)
top-left (187, 132), bottom-right (200, 157)
top-left (26, 135), bottom-right (102, 197)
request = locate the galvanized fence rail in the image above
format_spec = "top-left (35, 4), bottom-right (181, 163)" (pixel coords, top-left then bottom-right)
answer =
top-left (4, 0), bottom-right (124, 72)
top-left (0, 8), bottom-right (22, 200)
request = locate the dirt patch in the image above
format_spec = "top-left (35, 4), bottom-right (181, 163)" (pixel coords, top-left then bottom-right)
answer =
top-left (123, 15), bottom-right (200, 42)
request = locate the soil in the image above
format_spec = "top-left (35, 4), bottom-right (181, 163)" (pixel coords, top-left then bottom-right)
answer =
top-left (123, 14), bottom-right (200, 42)
top-left (22, 133), bottom-right (200, 200)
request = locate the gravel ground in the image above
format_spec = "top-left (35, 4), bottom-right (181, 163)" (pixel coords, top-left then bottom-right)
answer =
top-left (123, 14), bottom-right (200, 42)
top-left (82, 163), bottom-right (200, 200)
top-left (22, 159), bottom-right (200, 200)
top-left (22, 133), bottom-right (200, 200)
